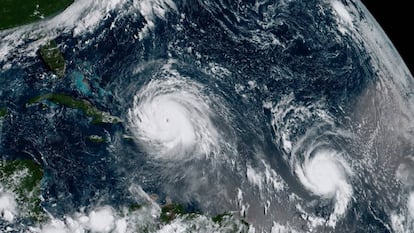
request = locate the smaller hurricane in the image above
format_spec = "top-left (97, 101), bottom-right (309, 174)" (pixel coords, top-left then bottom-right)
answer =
top-left (296, 145), bottom-right (353, 227)
top-left (287, 123), bottom-right (354, 228)
top-left (296, 149), bottom-right (352, 198)
top-left (128, 72), bottom-right (221, 161)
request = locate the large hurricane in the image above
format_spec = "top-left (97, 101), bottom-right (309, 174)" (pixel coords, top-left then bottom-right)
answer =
top-left (128, 71), bottom-right (221, 161)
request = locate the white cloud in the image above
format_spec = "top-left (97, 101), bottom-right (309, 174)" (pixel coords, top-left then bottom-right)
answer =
top-left (0, 187), bottom-right (18, 222)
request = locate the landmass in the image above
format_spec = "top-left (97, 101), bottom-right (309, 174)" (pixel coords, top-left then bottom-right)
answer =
top-left (0, 0), bottom-right (74, 30)
top-left (28, 93), bottom-right (122, 124)
top-left (0, 159), bottom-right (44, 221)
top-left (0, 108), bottom-right (7, 118)
top-left (160, 203), bottom-right (186, 223)
top-left (160, 203), bottom-right (248, 228)
top-left (39, 40), bottom-right (66, 77)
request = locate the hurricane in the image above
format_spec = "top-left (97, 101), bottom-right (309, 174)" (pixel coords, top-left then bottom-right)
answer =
top-left (293, 130), bottom-right (354, 227)
top-left (128, 70), bottom-right (221, 161)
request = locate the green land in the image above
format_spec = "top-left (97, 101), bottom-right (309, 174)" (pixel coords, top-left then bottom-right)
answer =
top-left (160, 203), bottom-right (186, 223)
top-left (39, 40), bottom-right (66, 77)
top-left (0, 108), bottom-right (7, 118)
top-left (0, 0), bottom-right (74, 30)
top-left (28, 93), bottom-right (122, 124)
top-left (0, 159), bottom-right (44, 221)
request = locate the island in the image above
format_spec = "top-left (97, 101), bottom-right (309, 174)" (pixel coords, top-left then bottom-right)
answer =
top-left (28, 93), bottom-right (122, 124)
top-left (39, 40), bottom-right (66, 77)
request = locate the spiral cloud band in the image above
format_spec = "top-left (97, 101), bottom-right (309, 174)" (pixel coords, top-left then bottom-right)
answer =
top-left (296, 148), bottom-right (353, 227)
top-left (296, 149), bottom-right (352, 197)
top-left (128, 73), bottom-right (221, 161)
